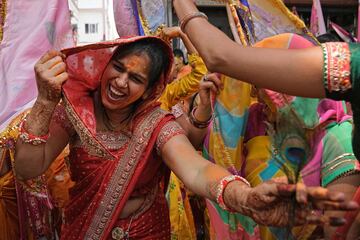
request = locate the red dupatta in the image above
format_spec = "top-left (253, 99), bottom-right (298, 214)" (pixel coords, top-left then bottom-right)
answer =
top-left (60, 36), bottom-right (173, 239)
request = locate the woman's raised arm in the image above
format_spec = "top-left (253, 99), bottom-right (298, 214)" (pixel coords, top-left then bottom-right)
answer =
top-left (15, 50), bottom-right (70, 180)
top-left (173, 0), bottom-right (325, 98)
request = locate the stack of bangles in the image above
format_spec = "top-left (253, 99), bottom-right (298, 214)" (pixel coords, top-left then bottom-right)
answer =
top-left (216, 175), bottom-right (251, 211)
top-left (179, 11), bottom-right (208, 32)
top-left (189, 107), bottom-right (213, 129)
top-left (19, 119), bottom-right (49, 145)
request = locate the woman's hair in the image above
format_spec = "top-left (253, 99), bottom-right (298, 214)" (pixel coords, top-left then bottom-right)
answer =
top-left (112, 38), bottom-right (170, 90)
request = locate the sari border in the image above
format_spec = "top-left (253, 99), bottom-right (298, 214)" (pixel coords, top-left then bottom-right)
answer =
top-left (84, 107), bottom-right (167, 240)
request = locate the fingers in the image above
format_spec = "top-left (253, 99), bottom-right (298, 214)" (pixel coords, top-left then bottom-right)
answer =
top-left (35, 50), bottom-right (67, 80)
top-left (37, 50), bottom-right (64, 65)
top-left (276, 183), bottom-right (296, 197)
top-left (312, 200), bottom-right (359, 211)
top-left (55, 72), bottom-right (69, 85)
top-left (296, 183), bottom-right (308, 204)
top-left (200, 73), bottom-right (224, 94)
top-left (308, 186), bottom-right (345, 202)
top-left (43, 55), bottom-right (64, 71)
top-left (305, 214), bottom-right (346, 227)
top-left (204, 73), bottom-right (224, 90)
top-left (200, 80), bottom-right (218, 93)
top-left (48, 61), bottom-right (67, 77)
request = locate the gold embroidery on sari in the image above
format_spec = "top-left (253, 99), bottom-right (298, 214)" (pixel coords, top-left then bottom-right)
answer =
top-left (85, 108), bottom-right (167, 239)
top-left (63, 97), bottom-right (113, 160)
top-left (156, 121), bottom-right (185, 154)
top-left (322, 43), bottom-right (351, 93)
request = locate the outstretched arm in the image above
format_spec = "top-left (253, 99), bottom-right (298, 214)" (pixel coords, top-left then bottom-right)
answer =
top-left (161, 133), bottom-right (358, 227)
top-left (172, 0), bottom-right (325, 98)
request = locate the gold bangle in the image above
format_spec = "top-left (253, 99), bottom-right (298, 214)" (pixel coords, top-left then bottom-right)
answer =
top-left (180, 12), bottom-right (208, 32)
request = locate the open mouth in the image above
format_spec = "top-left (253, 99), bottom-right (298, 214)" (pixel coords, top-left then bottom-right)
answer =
top-left (107, 84), bottom-right (126, 101)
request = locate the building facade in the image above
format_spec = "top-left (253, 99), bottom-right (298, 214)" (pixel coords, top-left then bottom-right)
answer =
top-left (69, 0), bottom-right (118, 45)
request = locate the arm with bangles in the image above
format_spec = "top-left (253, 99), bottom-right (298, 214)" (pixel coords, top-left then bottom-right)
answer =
top-left (172, 0), bottom-right (325, 99)
top-left (14, 50), bottom-right (70, 180)
top-left (161, 133), bottom-right (358, 227)
top-left (183, 73), bottom-right (222, 149)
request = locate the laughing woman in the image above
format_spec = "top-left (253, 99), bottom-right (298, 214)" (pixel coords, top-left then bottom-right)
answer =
top-left (14, 36), bottom-right (357, 239)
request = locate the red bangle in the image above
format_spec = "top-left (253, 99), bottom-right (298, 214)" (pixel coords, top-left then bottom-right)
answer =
top-left (19, 120), bottom-right (49, 145)
top-left (189, 107), bottom-right (212, 129)
top-left (216, 175), bottom-right (251, 211)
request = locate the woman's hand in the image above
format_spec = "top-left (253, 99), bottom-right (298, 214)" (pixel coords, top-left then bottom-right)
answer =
top-left (160, 26), bottom-right (182, 42)
top-left (192, 73), bottom-right (223, 122)
top-left (34, 50), bottom-right (68, 104)
top-left (224, 180), bottom-right (359, 227)
top-left (198, 73), bottom-right (223, 108)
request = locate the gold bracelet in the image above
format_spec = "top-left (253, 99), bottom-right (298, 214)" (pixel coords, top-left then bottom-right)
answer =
top-left (180, 12), bottom-right (208, 32)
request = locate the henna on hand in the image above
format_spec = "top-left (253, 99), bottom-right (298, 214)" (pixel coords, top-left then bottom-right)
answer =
top-left (24, 99), bottom-right (58, 136)
top-left (223, 181), bottom-right (252, 216)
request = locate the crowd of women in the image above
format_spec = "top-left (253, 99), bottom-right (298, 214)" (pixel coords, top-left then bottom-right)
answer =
top-left (0, 0), bottom-right (360, 239)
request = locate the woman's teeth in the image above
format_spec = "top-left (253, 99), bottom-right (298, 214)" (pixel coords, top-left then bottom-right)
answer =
top-left (108, 85), bottom-right (125, 100)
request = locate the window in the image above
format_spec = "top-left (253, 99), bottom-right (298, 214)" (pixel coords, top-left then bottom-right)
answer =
top-left (85, 23), bottom-right (98, 34)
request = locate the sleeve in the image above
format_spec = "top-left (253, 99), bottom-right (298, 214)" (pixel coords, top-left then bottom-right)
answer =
top-left (322, 43), bottom-right (360, 161)
top-left (51, 103), bottom-right (76, 136)
top-left (155, 120), bottom-right (186, 154)
top-left (159, 53), bottom-right (207, 111)
top-left (321, 120), bottom-right (359, 187)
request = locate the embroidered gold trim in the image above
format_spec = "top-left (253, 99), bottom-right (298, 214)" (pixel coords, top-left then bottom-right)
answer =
top-left (321, 43), bottom-right (352, 93)
top-left (156, 121), bottom-right (185, 154)
top-left (63, 96), bottom-right (113, 160)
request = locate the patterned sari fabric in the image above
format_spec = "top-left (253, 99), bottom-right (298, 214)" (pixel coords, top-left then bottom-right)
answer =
top-left (57, 36), bottom-right (188, 240)
top-left (202, 74), bottom-right (258, 240)
top-left (243, 33), bottom-right (359, 240)
top-left (113, 0), bottom-right (166, 37)
top-left (0, 0), bottom-right (74, 131)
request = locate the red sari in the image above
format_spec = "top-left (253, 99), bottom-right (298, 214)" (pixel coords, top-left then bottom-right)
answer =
top-left (57, 36), bottom-right (182, 239)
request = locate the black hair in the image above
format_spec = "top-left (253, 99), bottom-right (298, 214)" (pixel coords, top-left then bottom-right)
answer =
top-left (317, 32), bottom-right (342, 43)
top-left (173, 48), bottom-right (186, 65)
top-left (112, 38), bottom-right (170, 90)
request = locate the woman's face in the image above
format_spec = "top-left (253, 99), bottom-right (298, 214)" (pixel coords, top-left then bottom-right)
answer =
top-left (100, 52), bottom-right (151, 111)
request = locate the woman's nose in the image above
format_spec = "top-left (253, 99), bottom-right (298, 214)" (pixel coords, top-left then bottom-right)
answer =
top-left (115, 75), bottom-right (128, 88)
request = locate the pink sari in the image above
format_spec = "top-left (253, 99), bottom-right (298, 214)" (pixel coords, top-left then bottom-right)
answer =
top-left (58, 36), bottom-right (181, 239)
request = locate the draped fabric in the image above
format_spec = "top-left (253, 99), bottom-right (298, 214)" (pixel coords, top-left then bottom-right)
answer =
top-left (0, 171), bottom-right (19, 240)
top-left (201, 1), bottom-right (320, 238)
top-left (113, 0), bottom-right (166, 37)
top-left (0, 0), bottom-right (74, 131)
top-left (59, 36), bottom-right (176, 239)
top-left (243, 33), bottom-right (359, 240)
top-left (246, 0), bottom-right (316, 43)
top-left (0, 110), bottom-right (74, 239)
top-left (0, 0), bottom-right (6, 42)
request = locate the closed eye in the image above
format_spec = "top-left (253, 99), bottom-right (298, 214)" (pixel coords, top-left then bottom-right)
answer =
top-left (113, 63), bottom-right (125, 72)
top-left (130, 75), bottom-right (144, 84)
